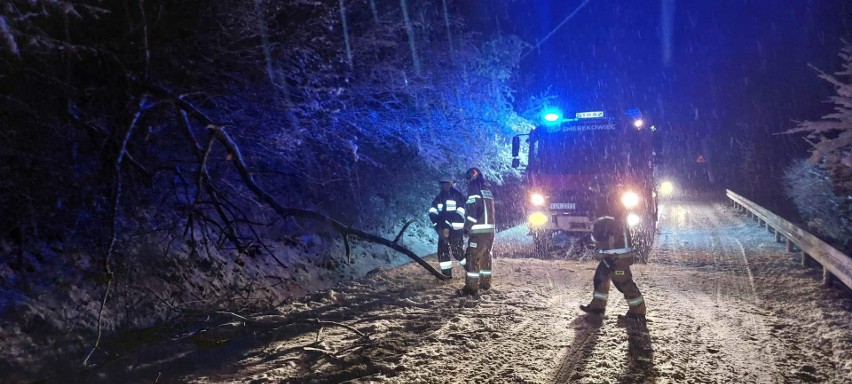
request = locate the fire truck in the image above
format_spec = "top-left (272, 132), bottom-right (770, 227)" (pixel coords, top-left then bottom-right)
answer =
top-left (511, 108), bottom-right (659, 261)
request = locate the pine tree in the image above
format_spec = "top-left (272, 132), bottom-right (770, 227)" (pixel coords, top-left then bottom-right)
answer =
top-left (787, 43), bottom-right (852, 193)
top-left (785, 42), bottom-right (852, 245)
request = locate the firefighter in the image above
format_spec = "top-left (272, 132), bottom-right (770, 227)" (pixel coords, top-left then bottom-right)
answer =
top-left (579, 215), bottom-right (647, 323)
top-left (427, 176), bottom-right (467, 277)
top-left (460, 167), bottom-right (496, 295)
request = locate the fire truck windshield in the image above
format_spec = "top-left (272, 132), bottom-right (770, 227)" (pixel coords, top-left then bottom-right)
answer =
top-left (528, 126), bottom-right (648, 175)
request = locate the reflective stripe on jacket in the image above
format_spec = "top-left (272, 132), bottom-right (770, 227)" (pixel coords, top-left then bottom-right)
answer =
top-left (464, 181), bottom-right (496, 234)
top-left (428, 188), bottom-right (467, 231)
top-left (591, 215), bottom-right (632, 255)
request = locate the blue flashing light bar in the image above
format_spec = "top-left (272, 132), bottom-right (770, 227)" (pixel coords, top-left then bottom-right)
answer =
top-left (541, 107), bottom-right (563, 125)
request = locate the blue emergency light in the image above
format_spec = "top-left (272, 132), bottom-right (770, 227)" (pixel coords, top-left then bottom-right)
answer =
top-left (541, 107), bottom-right (563, 125)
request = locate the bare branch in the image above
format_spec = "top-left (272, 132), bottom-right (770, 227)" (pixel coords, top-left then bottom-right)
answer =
top-left (83, 95), bottom-right (150, 367)
top-left (392, 218), bottom-right (416, 244)
top-left (137, 83), bottom-right (448, 280)
top-left (209, 122), bottom-right (446, 279)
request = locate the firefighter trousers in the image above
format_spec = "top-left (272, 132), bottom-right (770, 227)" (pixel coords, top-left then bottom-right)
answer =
top-left (586, 255), bottom-right (646, 315)
top-left (437, 229), bottom-right (465, 277)
top-left (464, 233), bottom-right (494, 293)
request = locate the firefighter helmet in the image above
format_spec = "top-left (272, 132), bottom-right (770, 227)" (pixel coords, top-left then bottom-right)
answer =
top-left (439, 175), bottom-right (454, 184)
top-left (464, 167), bottom-right (483, 182)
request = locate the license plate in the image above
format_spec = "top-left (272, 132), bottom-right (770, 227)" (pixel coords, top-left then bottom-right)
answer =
top-left (549, 202), bottom-right (576, 210)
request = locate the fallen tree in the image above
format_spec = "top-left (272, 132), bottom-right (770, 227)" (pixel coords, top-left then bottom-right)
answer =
top-left (147, 83), bottom-right (450, 280)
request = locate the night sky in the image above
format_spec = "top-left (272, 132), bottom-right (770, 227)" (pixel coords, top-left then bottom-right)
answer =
top-left (460, 0), bottom-right (852, 142)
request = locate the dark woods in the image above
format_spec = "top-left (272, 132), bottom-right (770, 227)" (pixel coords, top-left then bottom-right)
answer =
top-left (0, 0), bottom-right (525, 374)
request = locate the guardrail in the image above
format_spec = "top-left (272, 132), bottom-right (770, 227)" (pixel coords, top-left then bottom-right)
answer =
top-left (726, 189), bottom-right (852, 290)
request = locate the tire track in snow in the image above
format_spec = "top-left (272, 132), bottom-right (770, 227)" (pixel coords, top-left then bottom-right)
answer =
top-left (551, 317), bottom-right (602, 383)
top-left (638, 199), bottom-right (784, 383)
top-left (164, 197), bottom-right (848, 384)
top-left (732, 236), bottom-right (758, 302)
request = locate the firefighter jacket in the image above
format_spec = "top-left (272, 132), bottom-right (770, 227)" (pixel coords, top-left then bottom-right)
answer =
top-left (428, 188), bottom-right (467, 231)
top-left (591, 215), bottom-right (633, 259)
top-left (463, 180), bottom-right (496, 235)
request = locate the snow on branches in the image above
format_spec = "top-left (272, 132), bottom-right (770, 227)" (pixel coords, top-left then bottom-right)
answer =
top-left (0, 1), bottom-right (533, 357)
top-left (783, 160), bottom-right (850, 245)
top-left (786, 43), bottom-right (852, 195)
top-left (784, 42), bottom-right (852, 247)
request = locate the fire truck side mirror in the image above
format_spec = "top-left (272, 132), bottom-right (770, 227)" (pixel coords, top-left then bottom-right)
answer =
top-left (511, 136), bottom-right (520, 157)
top-left (512, 158), bottom-right (520, 169)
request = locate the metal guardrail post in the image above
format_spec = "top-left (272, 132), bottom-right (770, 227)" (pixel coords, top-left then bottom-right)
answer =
top-left (824, 268), bottom-right (834, 287)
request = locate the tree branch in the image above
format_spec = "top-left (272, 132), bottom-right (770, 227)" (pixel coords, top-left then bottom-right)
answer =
top-left (393, 219), bottom-right (416, 244)
top-left (138, 83), bottom-right (448, 280)
top-left (84, 94), bottom-right (150, 367)
top-left (208, 124), bottom-right (447, 279)
top-left (179, 107), bottom-right (292, 271)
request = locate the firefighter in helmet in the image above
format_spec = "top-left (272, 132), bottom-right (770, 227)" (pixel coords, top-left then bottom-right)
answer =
top-left (427, 175), bottom-right (467, 277)
top-left (579, 214), bottom-right (647, 323)
top-left (460, 167), bottom-right (496, 295)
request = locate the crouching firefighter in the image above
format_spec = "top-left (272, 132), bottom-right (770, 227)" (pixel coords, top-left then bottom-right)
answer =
top-left (427, 176), bottom-right (467, 277)
top-left (460, 167), bottom-right (496, 295)
top-left (579, 215), bottom-right (647, 323)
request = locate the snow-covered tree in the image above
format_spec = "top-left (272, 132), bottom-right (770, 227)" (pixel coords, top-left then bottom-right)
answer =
top-left (784, 42), bottom-right (852, 247)
top-left (0, 1), bottom-right (531, 372)
top-left (783, 160), bottom-right (850, 245)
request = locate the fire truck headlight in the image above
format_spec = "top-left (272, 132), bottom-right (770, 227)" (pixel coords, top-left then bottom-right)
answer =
top-left (621, 191), bottom-right (641, 209)
top-left (530, 193), bottom-right (546, 206)
top-left (529, 212), bottom-right (548, 226)
top-left (633, 119), bottom-right (644, 128)
top-left (660, 181), bottom-right (675, 196)
top-left (627, 213), bottom-right (642, 227)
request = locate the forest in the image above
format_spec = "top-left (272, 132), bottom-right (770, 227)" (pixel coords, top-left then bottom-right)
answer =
top-left (0, 0), bottom-right (537, 375)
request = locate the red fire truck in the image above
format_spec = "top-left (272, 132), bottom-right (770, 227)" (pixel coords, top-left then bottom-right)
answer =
top-left (511, 108), bottom-right (659, 261)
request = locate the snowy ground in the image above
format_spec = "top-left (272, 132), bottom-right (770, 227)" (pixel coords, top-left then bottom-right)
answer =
top-left (24, 198), bottom-right (852, 383)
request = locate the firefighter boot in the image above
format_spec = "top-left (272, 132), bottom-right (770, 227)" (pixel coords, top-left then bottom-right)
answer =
top-left (579, 291), bottom-right (608, 315)
top-left (579, 305), bottom-right (604, 315)
top-left (581, 260), bottom-right (613, 314)
top-left (616, 313), bottom-right (647, 327)
top-left (462, 270), bottom-right (480, 296)
top-left (615, 292), bottom-right (646, 327)
top-left (479, 271), bottom-right (491, 291)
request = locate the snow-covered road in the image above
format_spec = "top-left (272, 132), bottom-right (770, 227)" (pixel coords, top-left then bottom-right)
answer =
top-left (86, 198), bottom-right (852, 383)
